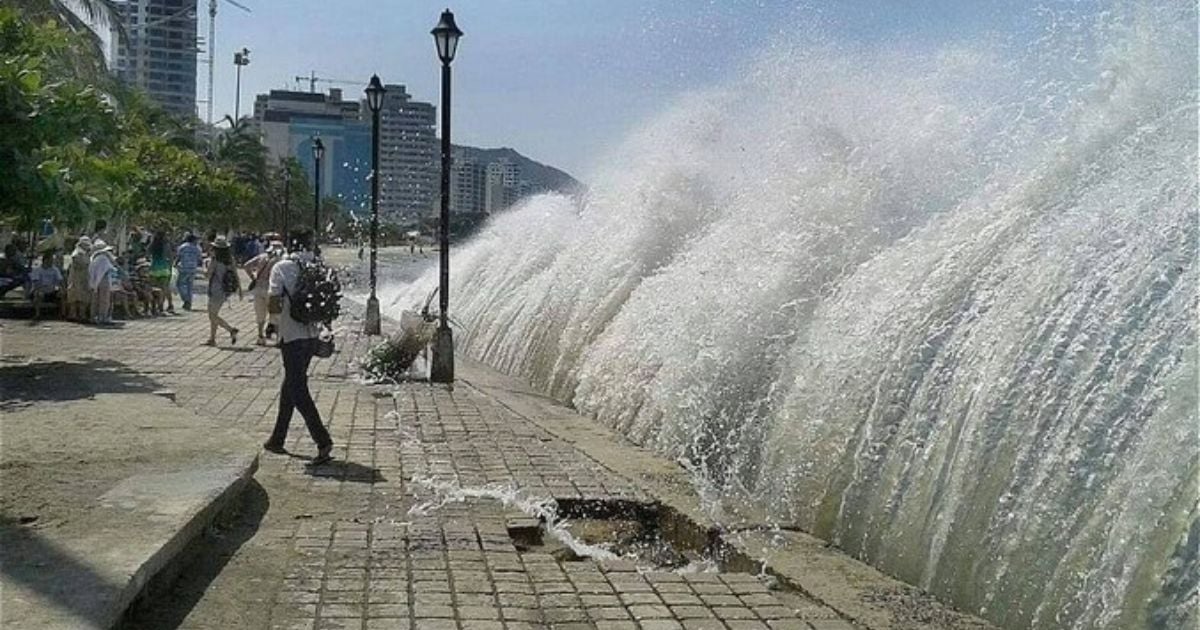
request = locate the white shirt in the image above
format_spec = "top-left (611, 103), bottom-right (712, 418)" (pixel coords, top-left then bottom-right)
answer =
top-left (268, 254), bottom-right (320, 343)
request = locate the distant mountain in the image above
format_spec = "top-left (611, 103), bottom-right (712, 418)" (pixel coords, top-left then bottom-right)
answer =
top-left (452, 145), bottom-right (583, 196)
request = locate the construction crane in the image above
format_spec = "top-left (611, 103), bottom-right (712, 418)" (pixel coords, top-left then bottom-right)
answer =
top-left (204, 0), bottom-right (252, 134)
top-left (294, 71), bottom-right (363, 93)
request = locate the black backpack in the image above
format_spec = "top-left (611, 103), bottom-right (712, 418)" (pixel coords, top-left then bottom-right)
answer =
top-left (221, 267), bottom-right (239, 294)
top-left (288, 259), bottom-right (341, 325)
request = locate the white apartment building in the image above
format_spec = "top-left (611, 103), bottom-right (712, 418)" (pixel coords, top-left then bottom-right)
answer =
top-left (484, 159), bottom-right (521, 213)
top-left (449, 151), bottom-right (485, 214)
top-left (377, 84), bottom-right (437, 220)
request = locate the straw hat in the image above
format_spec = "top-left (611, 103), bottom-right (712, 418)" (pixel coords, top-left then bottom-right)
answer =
top-left (211, 235), bottom-right (230, 249)
top-left (73, 236), bottom-right (93, 254)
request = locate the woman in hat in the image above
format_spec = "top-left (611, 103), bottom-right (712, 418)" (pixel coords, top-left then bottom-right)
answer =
top-left (205, 235), bottom-right (242, 345)
top-left (65, 236), bottom-right (92, 322)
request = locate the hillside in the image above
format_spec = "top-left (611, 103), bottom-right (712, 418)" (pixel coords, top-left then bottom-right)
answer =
top-left (452, 145), bottom-right (583, 195)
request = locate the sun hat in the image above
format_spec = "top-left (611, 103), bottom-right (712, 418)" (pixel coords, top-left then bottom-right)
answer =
top-left (91, 239), bottom-right (113, 254)
top-left (72, 236), bottom-right (93, 254)
top-left (211, 235), bottom-right (230, 249)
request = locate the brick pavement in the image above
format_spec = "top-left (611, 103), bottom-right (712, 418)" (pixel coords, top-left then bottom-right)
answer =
top-left (1, 288), bottom-right (852, 630)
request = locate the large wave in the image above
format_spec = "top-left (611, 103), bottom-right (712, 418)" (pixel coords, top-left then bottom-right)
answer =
top-left (381, 3), bottom-right (1198, 627)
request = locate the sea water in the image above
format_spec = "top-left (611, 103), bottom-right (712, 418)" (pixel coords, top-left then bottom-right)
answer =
top-left (380, 3), bottom-right (1198, 627)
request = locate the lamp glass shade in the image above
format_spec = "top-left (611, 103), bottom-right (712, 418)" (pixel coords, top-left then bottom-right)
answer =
top-left (312, 138), bottom-right (325, 160)
top-left (365, 75), bottom-right (386, 113)
top-left (431, 10), bottom-right (463, 63)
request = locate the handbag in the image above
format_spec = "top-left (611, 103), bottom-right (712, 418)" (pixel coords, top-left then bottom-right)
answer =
top-left (314, 334), bottom-right (335, 358)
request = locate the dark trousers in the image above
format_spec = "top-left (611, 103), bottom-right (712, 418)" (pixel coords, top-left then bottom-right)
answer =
top-left (269, 338), bottom-right (332, 449)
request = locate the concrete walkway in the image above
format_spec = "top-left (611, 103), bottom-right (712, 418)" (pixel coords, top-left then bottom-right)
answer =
top-left (1, 282), bottom-right (993, 630)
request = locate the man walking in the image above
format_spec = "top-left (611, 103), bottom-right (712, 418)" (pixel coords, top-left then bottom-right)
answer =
top-left (263, 230), bottom-right (333, 464)
top-left (174, 233), bottom-right (202, 310)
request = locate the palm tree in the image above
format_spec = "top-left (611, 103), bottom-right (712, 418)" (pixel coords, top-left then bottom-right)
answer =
top-left (211, 116), bottom-right (275, 228)
top-left (12, 0), bottom-right (125, 74)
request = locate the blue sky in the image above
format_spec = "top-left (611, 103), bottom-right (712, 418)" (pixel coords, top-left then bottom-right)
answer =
top-left (203, 1), bottom-right (1038, 179)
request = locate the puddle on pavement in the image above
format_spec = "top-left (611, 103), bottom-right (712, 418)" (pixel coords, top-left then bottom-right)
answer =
top-left (506, 502), bottom-right (718, 573)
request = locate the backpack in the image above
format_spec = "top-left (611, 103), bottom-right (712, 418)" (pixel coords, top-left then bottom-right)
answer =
top-left (221, 267), bottom-right (239, 294)
top-left (287, 259), bottom-right (342, 325)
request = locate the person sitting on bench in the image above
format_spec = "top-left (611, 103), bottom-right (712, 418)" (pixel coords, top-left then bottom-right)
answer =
top-left (28, 252), bottom-right (63, 320)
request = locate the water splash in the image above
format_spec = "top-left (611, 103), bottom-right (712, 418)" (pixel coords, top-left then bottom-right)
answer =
top-left (381, 3), bottom-right (1198, 628)
top-left (406, 476), bottom-right (619, 560)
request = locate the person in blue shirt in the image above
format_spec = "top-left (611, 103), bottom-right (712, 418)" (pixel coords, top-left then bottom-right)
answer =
top-left (174, 233), bottom-right (202, 311)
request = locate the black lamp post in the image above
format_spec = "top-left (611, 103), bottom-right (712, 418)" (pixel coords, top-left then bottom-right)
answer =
top-left (429, 8), bottom-right (462, 384)
top-left (363, 75), bottom-right (386, 335)
top-left (233, 47), bottom-right (250, 121)
top-left (311, 137), bottom-right (325, 252)
top-left (282, 163), bottom-right (291, 242)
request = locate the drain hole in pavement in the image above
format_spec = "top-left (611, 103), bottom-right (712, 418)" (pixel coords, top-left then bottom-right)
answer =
top-left (506, 499), bottom-right (713, 571)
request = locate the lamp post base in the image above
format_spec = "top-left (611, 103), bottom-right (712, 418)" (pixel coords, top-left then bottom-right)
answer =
top-left (364, 296), bottom-right (381, 335)
top-left (430, 326), bottom-right (454, 383)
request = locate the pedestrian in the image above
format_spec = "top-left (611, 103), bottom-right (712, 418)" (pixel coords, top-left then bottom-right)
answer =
top-left (65, 236), bottom-right (92, 322)
top-left (243, 239), bottom-right (282, 345)
top-left (204, 236), bottom-right (241, 346)
top-left (174, 233), bottom-right (202, 310)
top-left (263, 229), bottom-right (333, 464)
top-left (147, 230), bottom-right (175, 314)
top-left (28, 252), bottom-right (64, 320)
top-left (88, 239), bottom-right (116, 325)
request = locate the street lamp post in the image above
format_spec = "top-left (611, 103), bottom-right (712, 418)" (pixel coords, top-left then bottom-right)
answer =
top-left (311, 137), bottom-right (325, 253)
top-left (282, 164), bottom-right (291, 241)
top-left (363, 75), bottom-right (386, 335)
top-left (429, 8), bottom-right (462, 384)
top-left (233, 47), bottom-right (250, 121)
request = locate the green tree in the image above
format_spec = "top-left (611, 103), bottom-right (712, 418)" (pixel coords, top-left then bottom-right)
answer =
top-left (0, 9), bottom-right (121, 229)
top-left (0, 7), bottom-right (264, 237)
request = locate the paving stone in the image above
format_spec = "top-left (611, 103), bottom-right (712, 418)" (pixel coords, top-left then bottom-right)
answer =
top-left (9, 298), bottom-right (822, 630)
top-left (807, 622), bottom-right (857, 630)
top-left (639, 621), bottom-right (685, 630)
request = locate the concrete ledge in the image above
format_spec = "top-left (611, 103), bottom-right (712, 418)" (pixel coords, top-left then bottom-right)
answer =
top-left (458, 356), bottom-right (997, 630)
top-left (0, 376), bottom-right (259, 630)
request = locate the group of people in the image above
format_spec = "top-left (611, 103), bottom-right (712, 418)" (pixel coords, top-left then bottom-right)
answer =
top-left (0, 226), bottom-right (290, 346)
top-left (3, 230), bottom-right (207, 325)
top-left (1, 224), bottom-right (336, 465)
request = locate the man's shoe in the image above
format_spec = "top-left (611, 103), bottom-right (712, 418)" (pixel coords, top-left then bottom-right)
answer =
top-left (262, 442), bottom-right (286, 454)
top-left (312, 444), bottom-right (334, 465)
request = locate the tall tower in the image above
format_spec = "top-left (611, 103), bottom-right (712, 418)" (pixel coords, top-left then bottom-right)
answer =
top-left (376, 84), bottom-right (437, 220)
top-left (111, 0), bottom-right (199, 119)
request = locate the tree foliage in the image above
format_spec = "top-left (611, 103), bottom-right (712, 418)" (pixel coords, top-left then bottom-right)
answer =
top-left (0, 7), bottom-right (266, 235)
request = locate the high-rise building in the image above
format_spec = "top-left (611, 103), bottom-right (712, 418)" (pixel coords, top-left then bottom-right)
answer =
top-left (252, 84), bottom-right (437, 222)
top-left (110, 0), bottom-right (198, 119)
top-left (253, 89), bottom-right (370, 213)
top-left (484, 159), bottom-right (521, 213)
top-left (378, 84), bottom-right (437, 221)
top-left (449, 150), bottom-right (486, 214)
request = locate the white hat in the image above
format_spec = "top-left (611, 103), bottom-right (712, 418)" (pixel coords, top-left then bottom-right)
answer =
top-left (91, 239), bottom-right (113, 254)
top-left (212, 235), bottom-right (230, 249)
